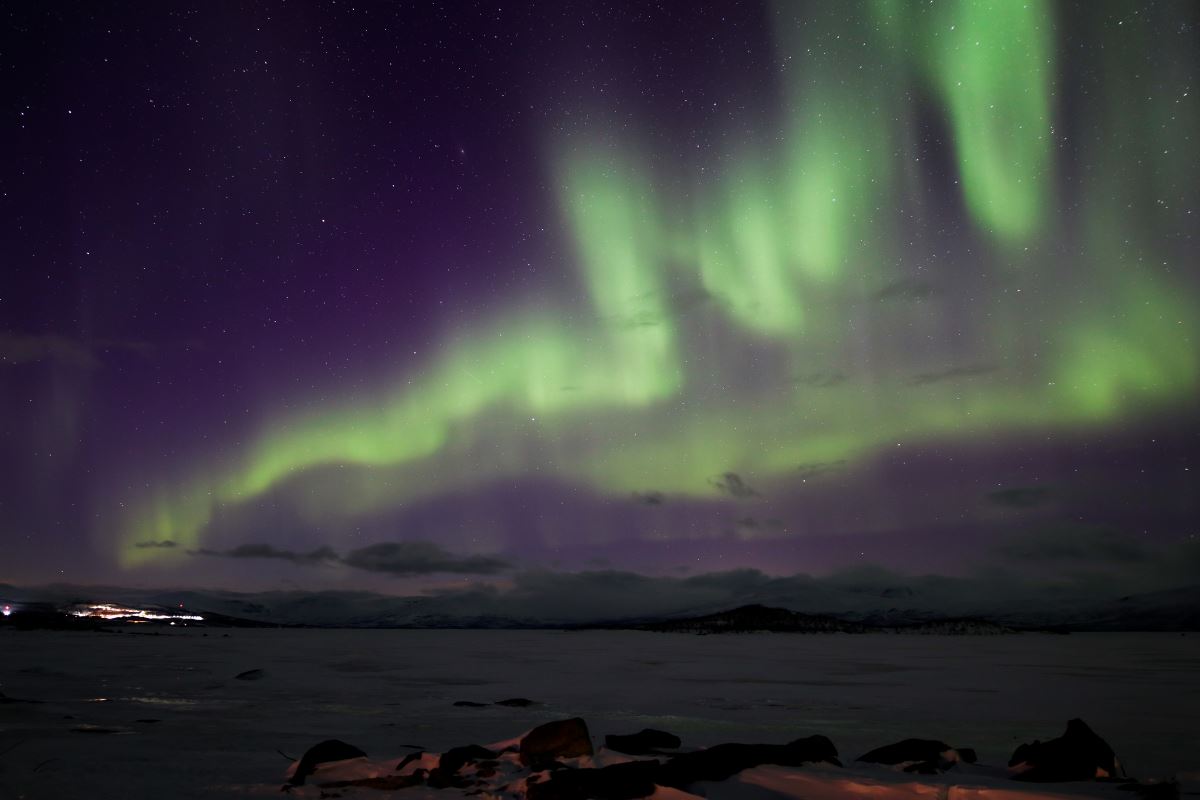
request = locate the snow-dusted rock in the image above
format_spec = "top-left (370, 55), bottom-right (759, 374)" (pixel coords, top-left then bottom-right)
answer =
top-left (857, 737), bottom-right (977, 773)
top-left (657, 735), bottom-right (841, 786)
top-left (286, 738), bottom-right (367, 786)
top-left (520, 717), bottom-right (594, 767)
top-left (606, 728), bottom-right (683, 755)
top-left (527, 759), bottom-right (662, 800)
top-left (439, 743), bottom-right (499, 775)
top-left (1009, 718), bottom-right (1125, 782)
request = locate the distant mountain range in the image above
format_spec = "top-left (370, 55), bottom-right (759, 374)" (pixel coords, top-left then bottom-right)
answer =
top-left (3, 580), bottom-right (1198, 631)
top-left (618, 604), bottom-right (1015, 635)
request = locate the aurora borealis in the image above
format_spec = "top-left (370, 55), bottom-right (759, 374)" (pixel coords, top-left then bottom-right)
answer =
top-left (2, 1), bottom-right (1197, 592)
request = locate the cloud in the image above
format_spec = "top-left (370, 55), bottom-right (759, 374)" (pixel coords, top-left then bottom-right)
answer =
top-left (16, 551), bottom-right (1200, 627)
top-left (793, 371), bottom-right (847, 388)
top-left (796, 460), bottom-right (847, 481)
top-left (874, 278), bottom-right (936, 302)
top-left (732, 517), bottom-right (785, 537)
top-left (341, 542), bottom-right (510, 576)
top-left (191, 540), bottom-right (508, 576)
top-left (603, 288), bottom-right (713, 331)
top-left (909, 364), bottom-right (997, 386)
top-left (679, 567), bottom-right (773, 594)
top-left (666, 287), bottom-right (715, 314)
top-left (995, 525), bottom-right (1151, 564)
top-left (133, 540), bottom-right (178, 549)
top-left (191, 543), bottom-right (339, 565)
top-left (0, 332), bottom-right (99, 369)
top-left (988, 487), bottom-right (1052, 509)
top-left (709, 472), bottom-right (759, 498)
top-left (631, 490), bottom-right (666, 506)
top-left (477, 568), bottom-right (768, 622)
top-left (0, 331), bottom-right (154, 370)
top-left (610, 310), bottom-right (668, 330)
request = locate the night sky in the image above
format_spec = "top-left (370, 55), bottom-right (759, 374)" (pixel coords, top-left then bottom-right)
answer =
top-left (2, 1), bottom-right (1197, 595)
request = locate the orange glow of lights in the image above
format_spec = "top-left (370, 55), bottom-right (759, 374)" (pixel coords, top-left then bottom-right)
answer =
top-left (69, 603), bottom-right (203, 622)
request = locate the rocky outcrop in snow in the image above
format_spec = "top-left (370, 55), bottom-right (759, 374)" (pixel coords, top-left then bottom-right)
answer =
top-left (280, 717), bottom-right (1179, 799)
top-left (856, 738), bottom-right (977, 774)
top-left (1009, 718), bottom-right (1126, 782)
top-left (519, 717), bottom-right (593, 767)
top-left (605, 728), bottom-right (683, 755)
top-left (287, 738), bottom-right (367, 786)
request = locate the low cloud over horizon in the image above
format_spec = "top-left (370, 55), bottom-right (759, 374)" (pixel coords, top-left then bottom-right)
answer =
top-left (9, 533), bottom-right (1198, 628)
top-left (189, 540), bottom-right (511, 577)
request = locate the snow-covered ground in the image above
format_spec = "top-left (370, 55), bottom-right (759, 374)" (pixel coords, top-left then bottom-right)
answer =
top-left (1, 630), bottom-right (1196, 799)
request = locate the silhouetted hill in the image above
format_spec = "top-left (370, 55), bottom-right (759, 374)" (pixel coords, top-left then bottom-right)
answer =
top-left (634, 604), bottom-right (872, 633)
top-left (4, 581), bottom-right (1197, 630)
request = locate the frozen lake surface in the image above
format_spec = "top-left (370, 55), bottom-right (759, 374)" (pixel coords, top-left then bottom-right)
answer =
top-left (1, 629), bottom-right (1197, 799)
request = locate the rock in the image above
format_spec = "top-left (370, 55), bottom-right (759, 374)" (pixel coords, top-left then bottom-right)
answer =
top-left (289, 739), bottom-right (367, 786)
top-left (454, 700), bottom-right (489, 707)
top-left (70, 725), bottom-right (128, 734)
top-left (660, 735), bottom-right (840, 786)
top-left (234, 668), bottom-right (266, 680)
top-left (856, 738), bottom-right (976, 773)
top-left (395, 751), bottom-right (424, 772)
top-left (0, 690), bottom-right (43, 704)
top-left (1118, 780), bottom-right (1181, 799)
top-left (496, 697), bottom-right (536, 707)
top-left (527, 759), bottom-right (662, 800)
top-left (520, 717), bottom-right (594, 767)
top-left (605, 729), bottom-right (682, 755)
top-left (320, 774), bottom-right (425, 791)
top-left (1009, 718), bottom-right (1125, 782)
top-left (426, 768), bottom-right (472, 789)
top-left (439, 744), bottom-right (498, 775)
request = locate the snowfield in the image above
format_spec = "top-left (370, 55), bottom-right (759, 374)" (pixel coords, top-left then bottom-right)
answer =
top-left (1, 629), bottom-right (1196, 799)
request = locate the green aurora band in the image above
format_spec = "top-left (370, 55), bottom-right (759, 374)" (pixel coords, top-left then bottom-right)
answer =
top-left (120, 0), bottom-right (1198, 566)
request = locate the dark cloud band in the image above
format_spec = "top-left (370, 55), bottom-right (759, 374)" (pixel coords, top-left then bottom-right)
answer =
top-left (189, 540), bottom-right (509, 576)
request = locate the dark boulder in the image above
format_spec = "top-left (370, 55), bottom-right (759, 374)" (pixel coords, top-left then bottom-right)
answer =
top-left (0, 691), bottom-right (42, 704)
top-left (426, 768), bottom-right (473, 790)
top-left (234, 668), bottom-right (265, 681)
top-left (395, 751), bottom-right (424, 772)
top-left (605, 729), bottom-right (682, 755)
top-left (527, 759), bottom-right (662, 800)
top-left (288, 739), bottom-right (367, 786)
top-left (857, 738), bottom-right (976, 773)
top-left (1117, 781), bottom-right (1181, 799)
top-left (496, 697), bottom-right (537, 707)
top-left (321, 774), bottom-right (426, 791)
top-left (660, 735), bottom-right (839, 786)
top-left (439, 744), bottom-right (498, 775)
top-left (520, 717), bottom-right (594, 767)
top-left (70, 725), bottom-right (126, 734)
top-left (1009, 718), bottom-right (1125, 782)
